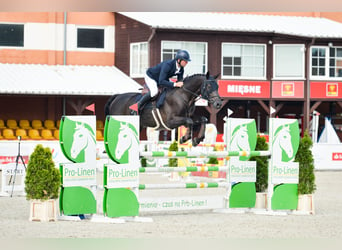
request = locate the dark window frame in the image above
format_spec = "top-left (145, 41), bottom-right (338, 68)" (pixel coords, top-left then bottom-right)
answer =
top-left (77, 28), bottom-right (104, 49)
top-left (0, 23), bottom-right (24, 47)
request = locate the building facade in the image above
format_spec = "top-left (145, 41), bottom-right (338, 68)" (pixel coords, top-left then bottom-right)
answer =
top-left (2, 12), bottom-right (342, 140)
top-left (114, 12), bottom-right (342, 138)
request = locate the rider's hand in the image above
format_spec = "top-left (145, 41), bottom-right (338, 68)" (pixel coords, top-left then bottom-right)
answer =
top-left (174, 81), bottom-right (184, 88)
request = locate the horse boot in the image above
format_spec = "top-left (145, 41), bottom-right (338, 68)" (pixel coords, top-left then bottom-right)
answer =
top-left (137, 92), bottom-right (151, 114)
top-left (129, 93), bottom-right (151, 115)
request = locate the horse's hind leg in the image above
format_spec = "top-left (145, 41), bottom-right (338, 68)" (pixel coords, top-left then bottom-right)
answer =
top-left (191, 116), bottom-right (208, 146)
top-left (179, 127), bottom-right (192, 144)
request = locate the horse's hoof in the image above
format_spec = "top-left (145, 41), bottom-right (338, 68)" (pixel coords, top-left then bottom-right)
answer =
top-left (180, 137), bottom-right (188, 144)
top-left (192, 138), bottom-right (199, 147)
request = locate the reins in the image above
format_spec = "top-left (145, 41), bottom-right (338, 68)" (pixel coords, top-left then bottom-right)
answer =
top-left (181, 78), bottom-right (219, 104)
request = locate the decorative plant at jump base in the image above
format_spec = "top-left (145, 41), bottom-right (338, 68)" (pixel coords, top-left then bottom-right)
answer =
top-left (168, 140), bottom-right (179, 167)
top-left (25, 144), bottom-right (61, 221)
top-left (207, 146), bottom-right (219, 165)
top-left (140, 144), bottom-right (147, 167)
top-left (249, 135), bottom-right (269, 192)
top-left (25, 144), bottom-right (61, 200)
top-left (295, 130), bottom-right (316, 195)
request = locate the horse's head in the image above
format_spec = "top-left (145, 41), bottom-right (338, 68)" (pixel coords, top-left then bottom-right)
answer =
top-left (201, 72), bottom-right (222, 109)
top-left (71, 122), bottom-right (88, 158)
top-left (275, 125), bottom-right (293, 158)
top-left (231, 124), bottom-right (250, 151)
top-left (115, 122), bottom-right (138, 159)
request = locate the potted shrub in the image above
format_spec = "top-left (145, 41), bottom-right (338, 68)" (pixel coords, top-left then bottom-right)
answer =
top-left (294, 130), bottom-right (316, 214)
top-left (207, 146), bottom-right (219, 178)
top-left (25, 144), bottom-right (61, 221)
top-left (250, 135), bottom-right (269, 208)
top-left (168, 140), bottom-right (180, 180)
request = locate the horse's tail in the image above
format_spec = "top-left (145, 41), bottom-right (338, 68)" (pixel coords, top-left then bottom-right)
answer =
top-left (104, 94), bottom-right (118, 116)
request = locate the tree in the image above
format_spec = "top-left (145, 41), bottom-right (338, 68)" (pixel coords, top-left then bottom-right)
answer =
top-left (168, 140), bottom-right (179, 167)
top-left (295, 130), bottom-right (316, 194)
top-left (25, 144), bottom-right (61, 200)
top-left (250, 135), bottom-right (269, 192)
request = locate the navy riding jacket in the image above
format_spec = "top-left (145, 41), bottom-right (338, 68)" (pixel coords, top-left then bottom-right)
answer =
top-left (146, 59), bottom-right (184, 88)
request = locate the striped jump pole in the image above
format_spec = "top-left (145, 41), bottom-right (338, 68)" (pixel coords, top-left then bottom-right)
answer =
top-left (180, 143), bottom-right (227, 148)
top-left (139, 166), bottom-right (228, 173)
top-left (140, 150), bottom-right (271, 158)
top-left (139, 182), bottom-right (229, 190)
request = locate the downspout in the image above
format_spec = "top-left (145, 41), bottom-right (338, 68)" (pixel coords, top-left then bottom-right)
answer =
top-left (63, 12), bottom-right (67, 115)
top-left (304, 38), bottom-right (316, 134)
top-left (147, 28), bottom-right (156, 66)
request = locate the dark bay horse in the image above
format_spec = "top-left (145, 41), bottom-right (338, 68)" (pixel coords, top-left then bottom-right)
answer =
top-left (104, 72), bottom-right (222, 146)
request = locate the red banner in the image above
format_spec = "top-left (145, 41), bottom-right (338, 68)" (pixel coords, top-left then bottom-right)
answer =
top-left (272, 81), bottom-right (304, 98)
top-left (332, 152), bottom-right (342, 161)
top-left (0, 155), bottom-right (29, 164)
top-left (310, 81), bottom-right (342, 98)
top-left (218, 80), bottom-right (270, 98)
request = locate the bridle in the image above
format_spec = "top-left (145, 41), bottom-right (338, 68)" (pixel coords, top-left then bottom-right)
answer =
top-left (182, 78), bottom-right (220, 104)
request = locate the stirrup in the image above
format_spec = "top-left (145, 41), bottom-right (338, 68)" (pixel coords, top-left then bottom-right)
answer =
top-left (130, 110), bottom-right (138, 115)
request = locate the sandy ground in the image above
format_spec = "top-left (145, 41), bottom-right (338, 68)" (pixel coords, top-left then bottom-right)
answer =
top-left (0, 170), bottom-right (342, 241)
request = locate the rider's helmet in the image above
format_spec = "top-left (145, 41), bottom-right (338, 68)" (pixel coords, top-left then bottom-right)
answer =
top-left (175, 50), bottom-right (191, 62)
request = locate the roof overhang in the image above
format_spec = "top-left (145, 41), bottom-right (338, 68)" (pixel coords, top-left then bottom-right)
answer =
top-left (0, 64), bottom-right (142, 96)
top-left (119, 12), bottom-right (342, 39)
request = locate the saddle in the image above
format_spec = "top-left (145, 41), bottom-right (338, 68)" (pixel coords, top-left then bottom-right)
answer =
top-left (140, 84), bottom-right (169, 109)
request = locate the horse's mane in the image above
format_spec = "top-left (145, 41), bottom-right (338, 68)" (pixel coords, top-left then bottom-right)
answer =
top-left (183, 73), bottom-right (206, 82)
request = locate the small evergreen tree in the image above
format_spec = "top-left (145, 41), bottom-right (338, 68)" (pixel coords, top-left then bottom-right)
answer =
top-left (25, 144), bottom-right (61, 200)
top-left (250, 135), bottom-right (269, 192)
top-left (140, 144), bottom-right (147, 167)
top-left (295, 130), bottom-right (316, 194)
top-left (207, 146), bottom-right (219, 165)
top-left (168, 140), bottom-right (179, 167)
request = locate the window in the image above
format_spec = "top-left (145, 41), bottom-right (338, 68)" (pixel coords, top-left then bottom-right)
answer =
top-left (311, 46), bottom-right (342, 79)
top-left (274, 44), bottom-right (305, 79)
top-left (222, 43), bottom-right (266, 79)
top-left (311, 47), bottom-right (326, 77)
top-left (130, 42), bottom-right (148, 77)
top-left (329, 47), bottom-right (342, 77)
top-left (161, 41), bottom-right (207, 75)
top-left (0, 24), bottom-right (24, 47)
top-left (77, 28), bottom-right (104, 49)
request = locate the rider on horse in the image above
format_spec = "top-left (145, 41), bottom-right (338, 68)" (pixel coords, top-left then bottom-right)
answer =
top-left (129, 49), bottom-right (191, 115)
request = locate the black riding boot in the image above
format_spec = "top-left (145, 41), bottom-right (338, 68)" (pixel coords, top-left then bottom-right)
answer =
top-left (137, 92), bottom-right (151, 113)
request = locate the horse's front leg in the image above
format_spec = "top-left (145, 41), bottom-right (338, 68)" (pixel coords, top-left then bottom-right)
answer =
top-left (191, 116), bottom-right (208, 146)
top-left (166, 116), bottom-right (193, 144)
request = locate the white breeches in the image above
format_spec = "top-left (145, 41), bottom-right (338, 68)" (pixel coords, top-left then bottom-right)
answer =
top-left (144, 74), bottom-right (159, 97)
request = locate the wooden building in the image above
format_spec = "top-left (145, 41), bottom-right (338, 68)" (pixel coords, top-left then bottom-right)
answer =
top-left (114, 12), bottom-right (342, 138)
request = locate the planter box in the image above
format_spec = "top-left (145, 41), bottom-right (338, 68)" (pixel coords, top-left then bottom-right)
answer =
top-left (296, 194), bottom-right (315, 214)
top-left (29, 199), bottom-right (57, 222)
top-left (254, 192), bottom-right (267, 209)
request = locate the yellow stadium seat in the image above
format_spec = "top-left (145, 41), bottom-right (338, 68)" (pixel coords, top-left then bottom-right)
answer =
top-left (96, 129), bottom-right (104, 141)
top-left (0, 119), bottom-right (6, 129)
top-left (96, 120), bottom-right (104, 130)
top-left (41, 129), bottom-right (55, 140)
top-left (15, 129), bottom-right (29, 140)
top-left (44, 120), bottom-right (57, 130)
top-left (7, 119), bottom-right (18, 129)
top-left (19, 119), bottom-right (32, 129)
top-left (28, 129), bottom-right (42, 140)
top-left (3, 128), bottom-right (17, 140)
top-left (0, 130), bottom-right (3, 139)
top-left (32, 120), bottom-right (44, 130)
top-left (54, 129), bottom-right (59, 140)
